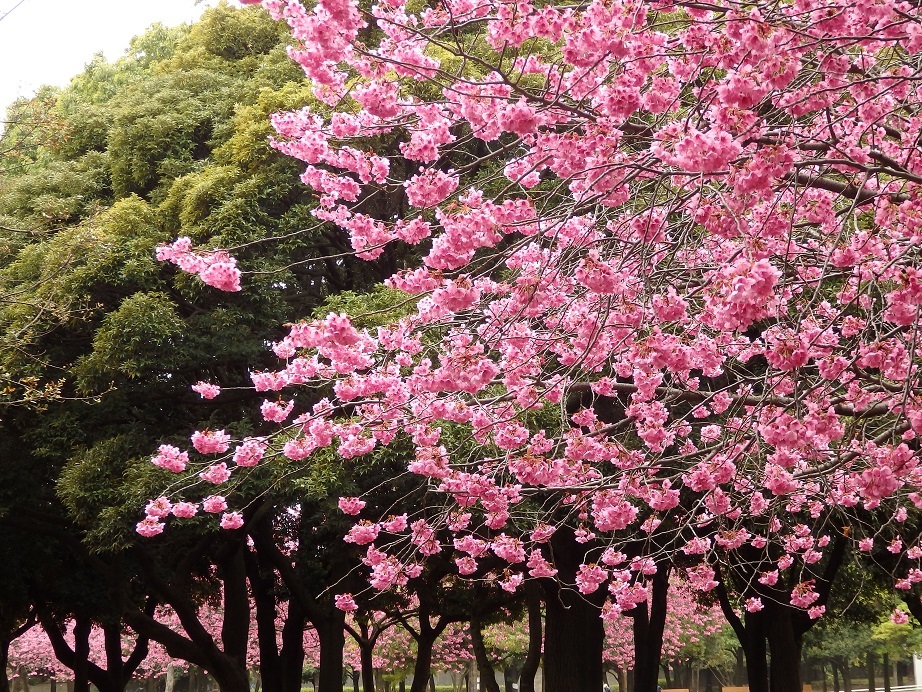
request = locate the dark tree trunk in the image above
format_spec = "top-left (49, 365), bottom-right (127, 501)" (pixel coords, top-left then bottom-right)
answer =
top-left (247, 556), bottom-right (307, 692)
top-left (741, 612), bottom-right (769, 692)
top-left (409, 630), bottom-right (438, 692)
top-left (470, 614), bottom-right (500, 692)
top-left (714, 576), bottom-right (768, 692)
top-left (542, 583), bottom-right (603, 692)
top-left (248, 548), bottom-right (283, 692)
top-left (129, 544), bottom-right (253, 692)
top-left (359, 640), bottom-right (376, 692)
top-left (882, 652), bottom-right (890, 692)
top-left (208, 544), bottom-right (254, 692)
top-left (316, 610), bottom-right (346, 692)
top-left (344, 618), bottom-right (379, 692)
top-left (628, 565), bottom-right (669, 692)
top-left (103, 625), bottom-right (124, 690)
top-left (518, 584), bottom-right (542, 692)
top-left (0, 639), bottom-right (10, 692)
top-left (72, 618), bottom-right (92, 692)
top-left (765, 604), bottom-right (802, 692)
top-left (280, 600), bottom-right (307, 692)
top-left (503, 665), bottom-right (520, 692)
top-left (867, 653), bottom-right (876, 692)
top-left (540, 528), bottom-right (604, 692)
top-left (220, 544), bottom-right (251, 674)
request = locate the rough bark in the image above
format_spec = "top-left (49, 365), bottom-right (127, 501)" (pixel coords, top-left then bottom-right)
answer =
top-left (540, 528), bottom-right (605, 692)
top-left (72, 618), bottom-right (91, 692)
top-left (280, 600), bottom-right (307, 692)
top-left (130, 546), bottom-right (252, 692)
top-left (469, 613), bottom-right (500, 692)
top-left (359, 640), bottom-right (376, 692)
top-left (251, 589), bottom-right (282, 692)
top-left (628, 565), bottom-right (669, 692)
top-left (219, 543), bottom-right (251, 675)
top-left (542, 583), bottom-right (604, 692)
top-left (409, 629), bottom-right (438, 692)
top-left (246, 543), bottom-right (289, 692)
top-left (250, 518), bottom-right (347, 692)
top-left (765, 604), bottom-right (802, 692)
top-left (714, 576), bottom-right (768, 692)
top-left (518, 583), bottom-right (542, 692)
top-left (315, 609), bottom-right (346, 692)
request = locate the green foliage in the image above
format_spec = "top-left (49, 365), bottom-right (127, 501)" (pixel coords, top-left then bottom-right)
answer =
top-left (75, 292), bottom-right (185, 382)
top-left (0, 1), bottom-right (380, 552)
top-left (872, 616), bottom-right (922, 658)
top-left (804, 602), bottom-right (922, 668)
top-left (0, 87), bottom-right (67, 175)
top-left (0, 153), bottom-right (110, 228)
top-left (57, 433), bottom-right (158, 549)
top-left (314, 285), bottom-right (417, 327)
top-left (676, 623), bottom-right (738, 676)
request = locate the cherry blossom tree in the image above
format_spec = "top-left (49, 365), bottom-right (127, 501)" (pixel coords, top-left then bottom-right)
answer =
top-left (150, 0), bottom-right (922, 689)
top-left (603, 577), bottom-right (727, 689)
top-left (343, 608), bottom-right (401, 692)
top-left (7, 624), bottom-right (70, 687)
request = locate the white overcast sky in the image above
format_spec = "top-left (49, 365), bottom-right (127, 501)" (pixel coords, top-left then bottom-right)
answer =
top-left (0, 0), bottom-right (222, 113)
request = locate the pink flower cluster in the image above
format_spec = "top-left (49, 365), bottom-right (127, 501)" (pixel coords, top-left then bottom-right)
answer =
top-left (156, 238), bottom-right (241, 292)
top-left (140, 0), bottom-right (922, 625)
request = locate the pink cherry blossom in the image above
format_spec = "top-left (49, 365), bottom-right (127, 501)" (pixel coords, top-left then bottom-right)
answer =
top-left (144, 496), bottom-right (172, 518)
top-left (191, 429), bottom-right (231, 454)
top-left (171, 502), bottom-right (199, 518)
top-left (153, 0), bottom-right (922, 660)
top-left (338, 497), bottom-right (366, 515)
top-left (261, 399), bottom-right (295, 423)
top-left (151, 444), bottom-right (189, 473)
top-left (136, 516), bottom-right (165, 538)
top-left (202, 495), bottom-right (228, 513)
top-left (191, 381), bottom-right (221, 399)
top-left (891, 608), bottom-right (910, 625)
top-left (335, 594), bottom-right (359, 612)
top-left (220, 512), bottom-right (245, 530)
top-left (233, 437), bottom-right (267, 467)
top-left (201, 463), bottom-right (232, 485)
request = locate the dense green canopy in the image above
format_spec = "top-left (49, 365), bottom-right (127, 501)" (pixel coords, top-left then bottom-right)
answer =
top-left (0, 6), bottom-right (390, 690)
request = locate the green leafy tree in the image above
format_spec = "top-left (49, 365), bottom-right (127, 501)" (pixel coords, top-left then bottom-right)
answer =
top-left (0, 5), bottom-right (387, 692)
